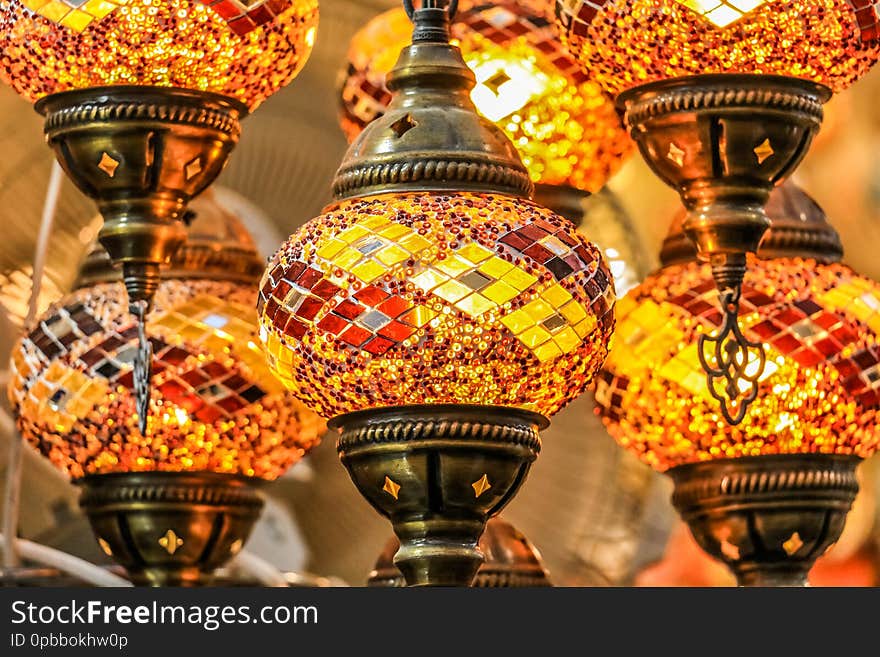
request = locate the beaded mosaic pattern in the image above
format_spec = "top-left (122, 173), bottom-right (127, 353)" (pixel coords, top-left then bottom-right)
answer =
top-left (9, 280), bottom-right (323, 479)
top-left (0, 0), bottom-right (318, 109)
top-left (554, 0), bottom-right (880, 94)
top-left (340, 0), bottom-right (632, 193)
top-left (258, 193), bottom-right (616, 419)
top-left (594, 257), bottom-right (880, 471)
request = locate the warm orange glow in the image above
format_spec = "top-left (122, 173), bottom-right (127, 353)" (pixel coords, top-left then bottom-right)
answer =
top-left (340, 0), bottom-right (632, 193)
top-left (595, 257), bottom-right (880, 471)
top-left (554, 0), bottom-right (880, 94)
top-left (258, 192), bottom-right (616, 419)
top-left (0, 0), bottom-right (319, 109)
top-left (9, 280), bottom-right (324, 479)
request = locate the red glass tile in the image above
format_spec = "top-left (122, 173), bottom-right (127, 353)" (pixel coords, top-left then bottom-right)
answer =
top-left (201, 361), bottom-right (229, 379)
top-left (791, 348), bottom-right (823, 368)
top-left (523, 243), bottom-right (554, 263)
top-left (354, 285), bottom-right (389, 306)
top-left (771, 334), bottom-right (802, 354)
top-left (362, 336), bottom-right (395, 356)
top-left (834, 358), bottom-right (859, 379)
top-left (339, 325), bottom-right (372, 347)
top-left (854, 350), bottom-right (879, 369)
top-left (751, 320), bottom-right (780, 340)
top-left (842, 375), bottom-right (866, 394)
top-left (217, 395), bottom-right (247, 413)
top-left (158, 380), bottom-right (188, 405)
top-left (117, 371), bottom-right (134, 390)
top-left (517, 224), bottom-right (549, 242)
top-left (775, 308), bottom-right (806, 326)
top-left (317, 314), bottom-right (348, 335)
top-left (533, 219), bottom-right (559, 234)
top-left (222, 374), bottom-right (248, 392)
top-left (686, 299), bottom-right (714, 316)
top-left (228, 16), bottom-right (257, 36)
top-left (377, 295), bottom-right (411, 318)
top-left (546, 257), bottom-right (575, 281)
top-left (283, 317), bottom-right (308, 340)
top-left (743, 290), bottom-right (775, 307)
top-left (832, 325), bottom-right (857, 345)
top-left (500, 231), bottom-right (532, 251)
top-left (195, 405), bottom-right (223, 424)
top-left (271, 279), bottom-right (292, 302)
top-left (858, 389), bottom-right (879, 407)
top-left (208, 0), bottom-right (243, 20)
top-left (281, 262), bottom-right (306, 284)
top-left (813, 312), bottom-right (841, 330)
top-left (378, 320), bottom-right (416, 341)
top-left (264, 296), bottom-right (280, 321)
top-left (312, 279), bottom-right (342, 300)
top-left (333, 299), bottom-right (365, 320)
top-left (296, 267), bottom-right (324, 289)
top-left (295, 296), bottom-right (324, 321)
top-left (176, 393), bottom-right (204, 415)
top-left (180, 369), bottom-right (209, 387)
top-left (160, 347), bottom-right (190, 367)
top-left (814, 336), bottom-right (843, 357)
top-left (247, 3), bottom-right (274, 25)
top-left (794, 299), bottom-right (823, 316)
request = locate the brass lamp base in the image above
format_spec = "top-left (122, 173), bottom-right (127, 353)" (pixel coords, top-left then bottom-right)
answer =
top-left (77, 472), bottom-right (264, 587)
top-left (35, 85), bottom-right (247, 307)
top-left (332, 404), bottom-right (545, 587)
top-left (368, 516), bottom-right (551, 587)
top-left (669, 454), bottom-right (860, 587)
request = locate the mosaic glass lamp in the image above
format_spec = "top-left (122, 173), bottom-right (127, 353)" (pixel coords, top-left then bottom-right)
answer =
top-left (339, 0), bottom-right (633, 234)
top-left (8, 198), bottom-right (324, 586)
top-left (594, 182), bottom-right (879, 586)
top-left (555, 0), bottom-right (880, 423)
top-left (258, 0), bottom-right (615, 586)
top-left (0, 0), bottom-right (319, 431)
top-left (368, 517), bottom-right (552, 587)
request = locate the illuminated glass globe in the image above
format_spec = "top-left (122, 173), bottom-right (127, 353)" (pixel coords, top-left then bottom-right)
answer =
top-left (8, 199), bottom-right (323, 480)
top-left (594, 189), bottom-right (880, 472)
top-left (258, 192), bottom-right (616, 419)
top-left (554, 0), bottom-right (880, 94)
top-left (340, 0), bottom-right (632, 193)
top-left (0, 0), bottom-right (319, 109)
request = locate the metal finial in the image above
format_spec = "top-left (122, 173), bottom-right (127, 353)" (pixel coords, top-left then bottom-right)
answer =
top-left (130, 299), bottom-right (153, 436)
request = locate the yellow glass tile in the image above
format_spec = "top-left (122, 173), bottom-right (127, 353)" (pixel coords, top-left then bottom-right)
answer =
top-left (534, 340), bottom-right (563, 363)
top-left (378, 223), bottom-right (412, 240)
top-left (317, 239), bottom-right (347, 260)
top-left (81, 0), bottom-right (120, 19)
top-left (59, 8), bottom-right (95, 32)
top-left (519, 325), bottom-right (552, 349)
top-left (500, 309), bottom-right (532, 335)
top-left (333, 247), bottom-right (365, 271)
top-left (267, 332), bottom-right (283, 358)
top-left (523, 299), bottom-right (554, 322)
top-left (21, 0), bottom-right (50, 10)
top-left (278, 344), bottom-right (294, 364)
top-left (502, 267), bottom-right (538, 291)
top-left (848, 298), bottom-right (873, 322)
top-left (455, 293), bottom-right (496, 318)
top-left (360, 215), bottom-right (390, 230)
top-left (411, 268), bottom-right (449, 292)
top-left (376, 244), bottom-right (410, 266)
top-left (542, 283), bottom-right (573, 308)
top-left (433, 279), bottom-right (472, 304)
top-left (44, 361), bottom-right (68, 384)
top-left (338, 225), bottom-right (370, 244)
top-left (399, 233), bottom-right (431, 253)
top-left (867, 314), bottom-right (880, 336)
top-left (30, 380), bottom-right (52, 403)
top-left (482, 280), bottom-right (519, 305)
top-left (66, 399), bottom-right (91, 417)
top-left (180, 323), bottom-right (207, 343)
top-left (552, 326), bottom-right (581, 353)
top-left (351, 260), bottom-right (386, 283)
top-left (478, 256), bottom-right (515, 279)
top-left (400, 305), bottom-right (436, 328)
top-left (457, 242), bottom-right (494, 264)
top-left (435, 255), bottom-right (473, 278)
top-left (573, 315), bottom-right (597, 338)
top-left (38, 0), bottom-right (73, 24)
top-left (202, 335), bottom-right (231, 355)
top-left (559, 300), bottom-right (587, 324)
top-left (629, 299), bottom-right (670, 331)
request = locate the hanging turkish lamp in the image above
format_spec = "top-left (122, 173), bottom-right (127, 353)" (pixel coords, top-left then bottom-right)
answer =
top-left (8, 197), bottom-right (324, 586)
top-left (258, 0), bottom-right (616, 586)
top-left (0, 0), bottom-right (319, 434)
top-left (555, 0), bottom-right (880, 424)
top-left (594, 181), bottom-right (880, 586)
top-left (338, 0), bottom-right (635, 244)
top-left (368, 517), bottom-right (552, 587)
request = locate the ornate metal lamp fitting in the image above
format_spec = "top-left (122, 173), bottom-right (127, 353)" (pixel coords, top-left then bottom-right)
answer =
top-left (35, 86), bottom-right (247, 435)
top-left (619, 74), bottom-right (828, 424)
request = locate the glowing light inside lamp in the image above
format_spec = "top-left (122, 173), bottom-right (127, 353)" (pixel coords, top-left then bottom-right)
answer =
top-left (594, 257), bottom-right (880, 471)
top-left (0, 0), bottom-right (319, 109)
top-left (258, 193), bottom-right (616, 419)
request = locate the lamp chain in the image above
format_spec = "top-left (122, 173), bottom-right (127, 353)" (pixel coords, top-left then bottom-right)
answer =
top-left (697, 286), bottom-right (766, 425)
top-left (130, 300), bottom-right (153, 436)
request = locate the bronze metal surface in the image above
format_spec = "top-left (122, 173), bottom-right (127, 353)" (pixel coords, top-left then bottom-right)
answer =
top-left (77, 471), bottom-right (264, 587)
top-left (368, 516), bottom-right (551, 587)
top-left (669, 454), bottom-right (860, 587)
top-left (332, 404), bottom-right (545, 587)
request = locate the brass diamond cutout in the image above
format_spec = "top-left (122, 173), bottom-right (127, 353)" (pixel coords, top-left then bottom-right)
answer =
top-left (97, 537), bottom-right (113, 556)
top-left (667, 143), bottom-right (685, 167)
top-left (185, 156), bottom-right (203, 180)
top-left (382, 475), bottom-right (401, 500)
top-left (471, 473), bottom-right (492, 498)
top-left (720, 538), bottom-right (740, 560)
top-left (783, 532), bottom-right (804, 556)
top-left (158, 529), bottom-right (184, 555)
top-left (484, 69), bottom-right (512, 96)
top-left (672, 0), bottom-right (772, 29)
top-left (230, 538), bottom-right (244, 555)
top-left (754, 138), bottom-right (774, 164)
top-left (97, 152), bottom-right (120, 177)
top-left (390, 114), bottom-right (417, 138)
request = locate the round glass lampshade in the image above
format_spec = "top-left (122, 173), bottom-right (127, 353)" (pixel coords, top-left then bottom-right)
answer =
top-left (554, 0), bottom-right (880, 95)
top-left (258, 192), bottom-right (616, 419)
top-left (8, 202), bottom-right (323, 481)
top-left (0, 0), bottom-right (319, 109)
top-left (340, 0), bottom-right (632, 193)
top-left (595, 256), bottom-right (880, 471)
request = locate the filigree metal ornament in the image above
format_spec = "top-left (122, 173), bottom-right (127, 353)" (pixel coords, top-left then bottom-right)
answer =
top-left (697, 287), bottom-right (766, 425)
